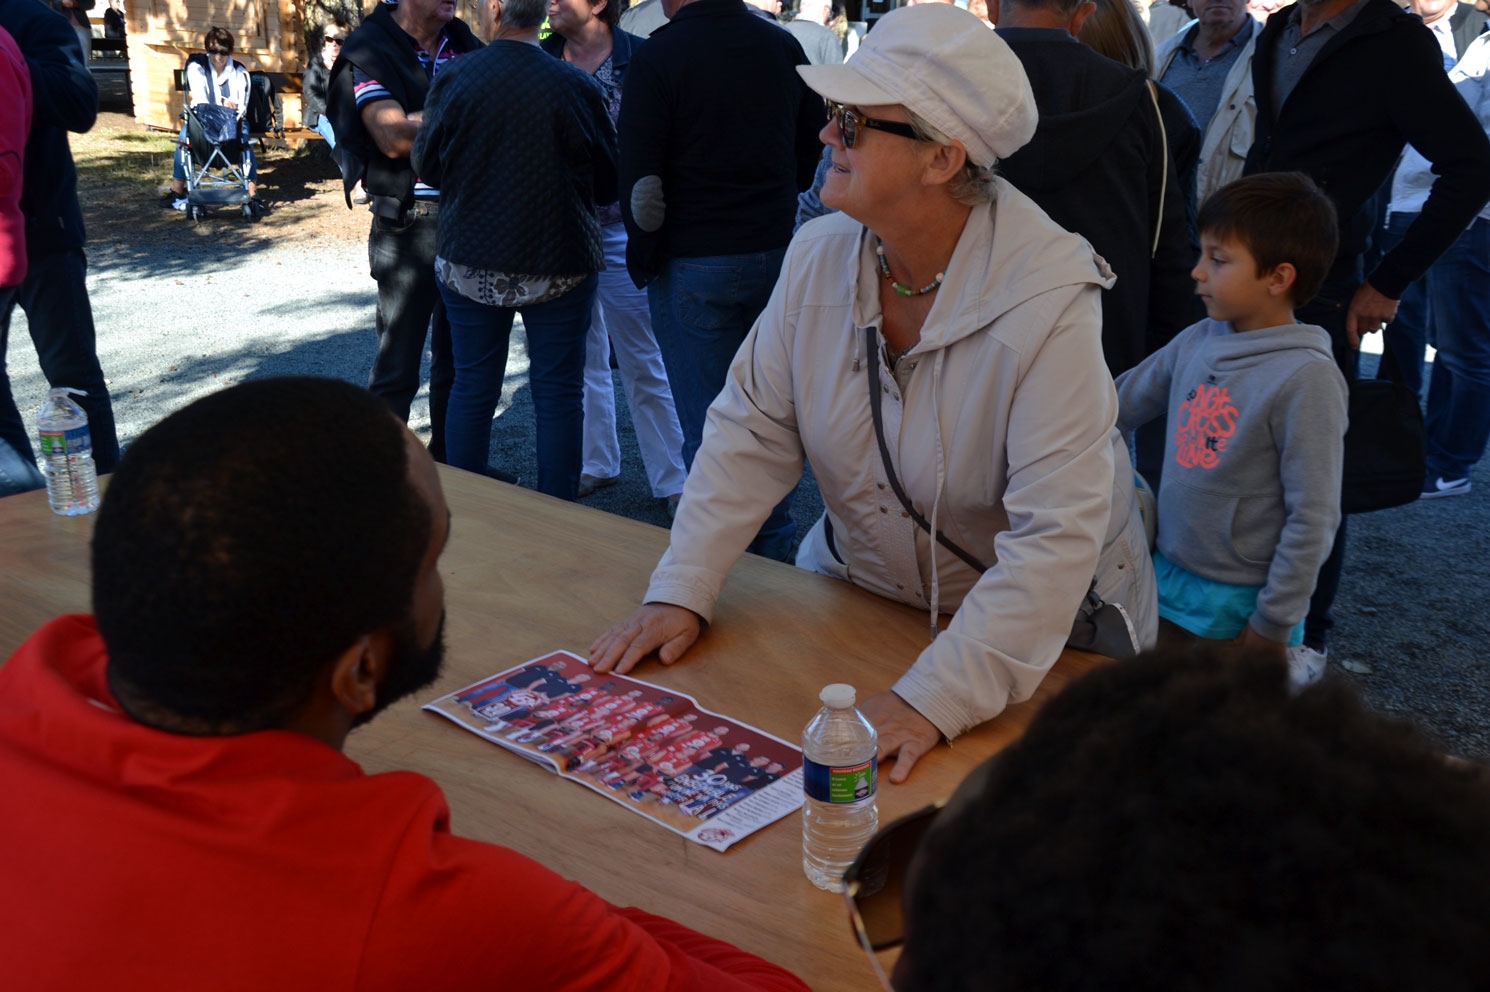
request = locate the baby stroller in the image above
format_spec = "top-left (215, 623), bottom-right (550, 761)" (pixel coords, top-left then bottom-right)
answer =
top-left (173, 53), bottom-right (259, 223)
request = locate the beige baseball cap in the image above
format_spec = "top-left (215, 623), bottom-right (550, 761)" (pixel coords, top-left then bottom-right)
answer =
top-left (798, 4), bottom-right (1038, 168)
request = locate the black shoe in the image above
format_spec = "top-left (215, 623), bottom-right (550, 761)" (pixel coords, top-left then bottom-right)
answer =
top-left (160, 191), bottom-right (187, 211)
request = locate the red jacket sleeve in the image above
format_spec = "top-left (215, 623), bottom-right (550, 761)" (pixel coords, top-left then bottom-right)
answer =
top-left (357, 808), bottom-right (809, 992)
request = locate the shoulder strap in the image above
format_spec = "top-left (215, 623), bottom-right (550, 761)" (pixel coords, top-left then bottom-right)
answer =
top-left (1146, 80), bottom-right (1166, 259)
top-left (864, 326), bottom-right (988, 574)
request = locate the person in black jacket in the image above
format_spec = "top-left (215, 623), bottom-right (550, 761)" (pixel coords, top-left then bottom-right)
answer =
top-left (326, 0), bottom-right (482, 465)
top-left (0, 0), bottom-right (119, 477)
top-left (996, 0), bottom-right (1201, 379)
top-left (411, 0), bottom-right (618, 499)
top-left (616, 0), bottom-right (821, 561)
top-left (1244, 0), bottom-right (1490, 669)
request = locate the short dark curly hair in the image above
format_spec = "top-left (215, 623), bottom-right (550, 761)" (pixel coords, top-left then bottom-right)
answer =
top-left (94, 377), bottom-right (432, 735)
top-left (898, 647), bottom-right (1490, 992)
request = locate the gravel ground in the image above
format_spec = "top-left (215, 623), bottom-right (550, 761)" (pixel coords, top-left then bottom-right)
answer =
top-left (10, 82), bottom-right (1485, 759)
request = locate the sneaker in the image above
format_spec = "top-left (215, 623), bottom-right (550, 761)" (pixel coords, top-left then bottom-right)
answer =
top-left (1421, 476), bottom-right (1471, 499)
top-left (1286, 644), bottom-right (1327, 690)
top-left (160, 192), bottom-right (187, 211)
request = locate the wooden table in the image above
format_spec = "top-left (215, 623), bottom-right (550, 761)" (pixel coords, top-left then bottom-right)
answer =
top-left (0, 466), bottom-right (1107, 990)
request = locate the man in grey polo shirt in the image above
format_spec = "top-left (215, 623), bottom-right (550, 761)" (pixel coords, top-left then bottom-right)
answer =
top-left (1156, 0), bottom-right (1256, 203)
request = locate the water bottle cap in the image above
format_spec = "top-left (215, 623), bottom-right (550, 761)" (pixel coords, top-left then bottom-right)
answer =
top-left (819, 683), bottom-right (856, 708)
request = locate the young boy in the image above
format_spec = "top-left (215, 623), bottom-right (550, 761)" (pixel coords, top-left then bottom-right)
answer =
top-left (1115, 172), bottom-right (1347, 686)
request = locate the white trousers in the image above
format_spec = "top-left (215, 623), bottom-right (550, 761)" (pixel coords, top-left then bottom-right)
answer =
top-left (582, 222), bottom-right (687, 497)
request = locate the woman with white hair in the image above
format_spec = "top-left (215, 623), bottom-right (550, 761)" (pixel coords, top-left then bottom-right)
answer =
top-left (592, 3), bottom-right (1157, 782)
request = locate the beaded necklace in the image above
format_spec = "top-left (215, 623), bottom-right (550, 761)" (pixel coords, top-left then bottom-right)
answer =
top-left (875, 239), bottom-right (945, 297)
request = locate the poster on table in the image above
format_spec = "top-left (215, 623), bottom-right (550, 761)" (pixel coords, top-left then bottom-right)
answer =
top-left (423, 650), bottom-right (804, 852)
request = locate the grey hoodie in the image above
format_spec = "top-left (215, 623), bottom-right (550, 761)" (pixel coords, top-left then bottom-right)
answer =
top-left (1115, 318), bottom-right (1347, 641)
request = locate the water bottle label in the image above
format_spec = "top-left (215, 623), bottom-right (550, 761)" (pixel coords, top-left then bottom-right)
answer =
top-left (803, 757), bottom-right (876, 804)
top-left (39, 427), bottom-right (91, 458)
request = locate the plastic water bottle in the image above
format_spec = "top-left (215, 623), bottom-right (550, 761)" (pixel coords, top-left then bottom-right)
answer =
top-left (37, 387), bottom-right (99, 516)
top-left (802, 683), bottom-right (878, 891)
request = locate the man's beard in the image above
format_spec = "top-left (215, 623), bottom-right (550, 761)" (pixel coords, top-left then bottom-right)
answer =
top-left (353, 611), bottom-right (447, 727)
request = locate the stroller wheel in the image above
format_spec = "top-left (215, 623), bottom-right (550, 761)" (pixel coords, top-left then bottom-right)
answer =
top-left (190, 205), bottom-right (206, 223)
top-left (242, 203), bottom-right (253, 220)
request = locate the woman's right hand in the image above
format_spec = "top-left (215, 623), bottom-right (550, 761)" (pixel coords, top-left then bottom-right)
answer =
top-left (590, 604), bottom-right (702, 675)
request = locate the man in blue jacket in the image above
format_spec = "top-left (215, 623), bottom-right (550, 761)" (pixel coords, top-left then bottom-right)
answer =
top-left (616, 0), bottom-right (821, 560)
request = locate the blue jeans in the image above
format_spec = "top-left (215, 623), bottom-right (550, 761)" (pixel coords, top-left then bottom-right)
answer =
top-left (367, 204), bottom-right (452, 461)
top-left (1422, 217), bottom-right (1490, 480)
top-left (647, 249), bottom-right (796, 561)
top-left (441, 274), bottom-right (597, 500)
top-left (0, 248), bottom-right (120, 473)
top-left (1375, 212), bottom-right (1430, 396)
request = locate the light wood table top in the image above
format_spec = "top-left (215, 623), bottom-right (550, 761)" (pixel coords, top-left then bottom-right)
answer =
top-left (0, 466), bottom-right (1107, 991)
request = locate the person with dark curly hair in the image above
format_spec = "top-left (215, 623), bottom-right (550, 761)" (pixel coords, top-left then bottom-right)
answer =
top-left (0, 376), bottom-right (809, 992)
top-left (888, 647), bottom-right (1490, 991)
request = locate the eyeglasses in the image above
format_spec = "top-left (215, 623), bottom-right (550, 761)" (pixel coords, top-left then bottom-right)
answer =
top-left (325, 35), bottom-right (345, 44)
top-left (842, 800), bottom-right (946, 991)
top-left (825, 99), bottom-right (922, 150)
top-left (207, 46), bottom-right (231, 55)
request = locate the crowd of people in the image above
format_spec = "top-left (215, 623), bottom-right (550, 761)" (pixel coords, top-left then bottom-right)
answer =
top-left (3, 0), bottom-right (1490, 984)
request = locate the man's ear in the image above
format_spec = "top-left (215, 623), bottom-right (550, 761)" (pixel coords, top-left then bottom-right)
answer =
top-left (328, 633), bottom-right (390, 717)
top-left (1068, 0), bottom-right (1098, 34)
top-left (923, 139), bottom-right (969, 188)
top-left (1267, 261), bottom-right (1298, 299)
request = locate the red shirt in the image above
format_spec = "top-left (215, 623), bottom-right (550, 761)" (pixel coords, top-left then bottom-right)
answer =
top-left (0, 616), bottom-right (808, 992)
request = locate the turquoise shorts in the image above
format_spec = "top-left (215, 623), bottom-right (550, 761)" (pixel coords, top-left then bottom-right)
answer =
top-left (1154, 550), bottom-right (1304, 647)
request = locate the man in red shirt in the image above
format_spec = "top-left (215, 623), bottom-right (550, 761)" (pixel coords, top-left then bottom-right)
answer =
top-left (0, 377), bottom-right (807, 992)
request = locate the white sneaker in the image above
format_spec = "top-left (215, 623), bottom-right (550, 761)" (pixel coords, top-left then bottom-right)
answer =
top-left (1286, 645), bottom-right (1327, 690)
top-left (1421, 476), bottom-right (1471, 499)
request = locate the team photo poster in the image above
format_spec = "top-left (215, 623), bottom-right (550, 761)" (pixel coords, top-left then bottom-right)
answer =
top-left (423, 650), bottom-right (805, 852)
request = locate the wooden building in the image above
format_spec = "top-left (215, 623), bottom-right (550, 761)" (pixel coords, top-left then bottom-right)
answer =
top-left (121, 0), bottom-right (310, 131)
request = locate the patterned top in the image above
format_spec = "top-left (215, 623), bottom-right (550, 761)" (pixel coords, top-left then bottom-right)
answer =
top-left (434, 256), bottom-right (586, 307)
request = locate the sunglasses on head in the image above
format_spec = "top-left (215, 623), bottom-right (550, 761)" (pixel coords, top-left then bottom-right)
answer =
top-left (824, 99), bottom-right (923, 150)
top-left (207, 46), bottom-right (231, 55)
top-left (842, 800), bottom-right (946, 991)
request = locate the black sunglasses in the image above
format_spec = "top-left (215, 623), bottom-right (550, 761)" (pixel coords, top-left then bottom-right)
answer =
top-left (325, 35), bottom-right (345, 44)
top-left (825, 99), bottom-right (922, 150)
top-left (207, 46), bottom-right (231, 55)
top-left (842, 800), bottom-right (946, 990)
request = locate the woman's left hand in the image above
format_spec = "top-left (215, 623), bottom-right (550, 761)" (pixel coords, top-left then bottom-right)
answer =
top-left (858, 692), bottom-right (943, 785)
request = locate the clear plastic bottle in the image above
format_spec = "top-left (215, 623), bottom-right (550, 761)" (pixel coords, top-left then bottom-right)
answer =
top-left (802, 683), bottom-right (878, 891)
top-left (37, 387), bottom-right (99, 516)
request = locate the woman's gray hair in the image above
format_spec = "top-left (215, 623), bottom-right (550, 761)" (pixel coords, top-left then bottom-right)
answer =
top-left (907, 111), bottom-right (999, 207)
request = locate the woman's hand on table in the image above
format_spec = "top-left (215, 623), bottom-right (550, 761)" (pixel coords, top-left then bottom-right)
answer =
top-left (859, 692), bottom-right (942, 785)
top-left (590, 604), bottom-right (702, 675)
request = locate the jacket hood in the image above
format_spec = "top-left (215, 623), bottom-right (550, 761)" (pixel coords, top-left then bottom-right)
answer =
top-left (1196, 319), bottom-right (1334, 370)
top-left (893, 177), bottom-right (1115, 355)
top-left (994, 32), bottom-right (1149, 190)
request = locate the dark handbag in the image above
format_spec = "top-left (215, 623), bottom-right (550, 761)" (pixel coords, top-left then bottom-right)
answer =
top-left (862, 327), bottom-right (1140, 659)
top-left (1341, 350), bottom-right (1426, 514)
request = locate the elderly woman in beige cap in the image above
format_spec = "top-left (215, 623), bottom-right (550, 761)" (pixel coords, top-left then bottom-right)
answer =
top-left (592, 3), bottom-right (1156, 782)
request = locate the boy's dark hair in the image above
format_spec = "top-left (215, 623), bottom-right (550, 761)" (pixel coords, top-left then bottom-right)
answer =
top-left (899, 647), bottom-right (1490, 992)
top-left (1197, 171), bottom-right (1339, 307)
top-left (94, 377), bottom-right (432, 735)
top-left (204, 26), bottom-right (234, 52)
